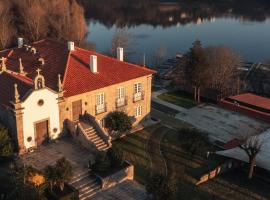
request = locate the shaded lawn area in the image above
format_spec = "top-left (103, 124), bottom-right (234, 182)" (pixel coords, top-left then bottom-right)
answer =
top-left (158, 91), bottom-right (198, 109)
top-left (113, 125), bottom-right (161, 184)
top-left (151, 101), bottom-right (179, 116)
top-left (162, 129), bottom-right (270, 200)
top-left (113, 124), bottom-right (270, 199)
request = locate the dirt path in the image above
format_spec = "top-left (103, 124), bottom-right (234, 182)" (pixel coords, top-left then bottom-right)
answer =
top-left (147, 126), bottom-right (168, 177)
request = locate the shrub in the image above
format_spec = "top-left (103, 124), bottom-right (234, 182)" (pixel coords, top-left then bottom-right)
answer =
top-left (91, 147), bottom-right (126, 174)
top-left (0, 124), bottom-right (14, 157)
top-left (105, 111), bottom-right (132, 134)
top-left (45, 157), bottom-right (73, 192)
top-left (92, 151), bottom-right (112, 173)
top-left (146, 174), bottom-right (176, 200)
top-left (178, 128), bottom-right (210, 156)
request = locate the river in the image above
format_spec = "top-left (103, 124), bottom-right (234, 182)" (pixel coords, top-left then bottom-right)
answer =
top-left (84, 0), bottom-right (270, 65)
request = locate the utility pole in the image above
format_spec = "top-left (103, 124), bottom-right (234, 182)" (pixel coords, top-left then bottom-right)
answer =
top-left (142, 53), bottom-right (146, 67)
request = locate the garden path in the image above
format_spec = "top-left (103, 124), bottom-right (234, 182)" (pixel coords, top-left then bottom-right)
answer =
top-left (147, 126), bottom-right (168, 177)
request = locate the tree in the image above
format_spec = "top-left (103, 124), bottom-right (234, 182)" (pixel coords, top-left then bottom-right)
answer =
top-left (178, 128), bottom-right (210, 157)
top-left (7, 164), bottom-right (46, 200)
top-left (46, 0), bottom-right (88, 46)
top-left (17, 0), bottom-right (48, 41)
top-left (146, 174), bottom-right (176, 200)
top-left (105, 111), bottom-right (132, 136)
top-left (182, 40), bottom-right (209, 102)
top-left (54, 157), bottom-right (73, 191)
top-left (205, 46), bottom-right (242, 98)
top-left (239, 135), bottom-right (262, 179)
top-left (0, 0), bottom-right (15, 49)
top-left (0, 124), bottom-right (14, 157)
top-left (111, 29), bottom-right (134, 58)
top-left (44, 165), bottom-right (57, 191)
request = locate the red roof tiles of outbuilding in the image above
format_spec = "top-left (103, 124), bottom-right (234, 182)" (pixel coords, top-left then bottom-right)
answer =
top-left (230, 93), bottom-right (270, 111)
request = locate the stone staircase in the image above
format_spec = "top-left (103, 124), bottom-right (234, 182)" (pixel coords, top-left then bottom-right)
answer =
top-left (79, 121), bottom-right (110, 151)
top-left (69, 168), bottom-right (101, 200)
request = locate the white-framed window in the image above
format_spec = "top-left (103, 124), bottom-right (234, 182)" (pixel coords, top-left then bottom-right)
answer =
top-left (135, 106), bottom-right (142, 118)
top-left (134, 83), bottom-right (142, 94)
top-left (117, 87), bottom-right (125, 99)
top-left (96, 93), bottom-right (105, 106)
top-left (96, 93), bottom-right (105, 114)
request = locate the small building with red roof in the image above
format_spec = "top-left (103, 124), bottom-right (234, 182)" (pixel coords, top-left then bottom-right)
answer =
top-left (0, 38), bottom-right (155, 153)
top-left (219, 93), bottom-right (270, 123)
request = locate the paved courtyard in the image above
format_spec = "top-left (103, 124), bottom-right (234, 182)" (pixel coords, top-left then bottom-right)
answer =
top-left (90, 180), bottom-right (146, 200)
top-left (20, 138), bottom-right (94, 171)
top-left (152, 90), bottom-right (269, 144)
top-left (175, 104), bottom-right (269, 143)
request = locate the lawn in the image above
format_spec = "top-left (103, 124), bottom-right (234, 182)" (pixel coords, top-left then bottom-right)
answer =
top-left (113, 125), bottom-right (160, 183)
top-left (114, 124), bottom-right (270, 200)
top-left (161, 128), bottom-right (270, 200)
top-left (158, 91), bottom-right (198, 109)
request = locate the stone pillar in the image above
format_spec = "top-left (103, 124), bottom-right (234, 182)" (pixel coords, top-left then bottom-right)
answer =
top-left (14, 103), bottom-right (25, 154)
top-left (57, 92), bottom-right (66, 132)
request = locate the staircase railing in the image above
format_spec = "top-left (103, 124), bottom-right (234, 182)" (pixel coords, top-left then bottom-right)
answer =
top-left (76, 122), bottom-right (99, 152)
top-left (80, 113), bottom-right (112, 148)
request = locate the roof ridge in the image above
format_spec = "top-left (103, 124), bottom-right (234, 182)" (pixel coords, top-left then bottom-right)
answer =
top-left (74, 46), bottom-right (155, 73)
top-left (62, 51), bottom-right (72, 87)
top-left (1, 71), bottom-right (33, 86)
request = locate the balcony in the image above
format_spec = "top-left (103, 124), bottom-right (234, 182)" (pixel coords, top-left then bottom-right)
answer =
top-left (115, 96), bottom-right (128, 108)
top-left (133, 91), bottom-right (144, 102)
top-left (95, 103), bottom-right (107, 115)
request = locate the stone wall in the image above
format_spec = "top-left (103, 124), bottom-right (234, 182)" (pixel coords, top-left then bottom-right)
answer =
top-left (97, 163), bottom-right (134, 190)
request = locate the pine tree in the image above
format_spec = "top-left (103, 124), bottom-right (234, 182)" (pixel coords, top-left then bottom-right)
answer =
top-left (183, 40), bottom-right (209, 102)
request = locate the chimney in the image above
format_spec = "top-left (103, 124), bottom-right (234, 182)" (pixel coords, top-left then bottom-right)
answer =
top-left (90, 55), bottom-right (97, 73)
top-left (67, 41), bottom-right (75, 51)
top-left (117, 47), bottom-right (124, 61)
top-left (18, 38), bottom-right (23, 48)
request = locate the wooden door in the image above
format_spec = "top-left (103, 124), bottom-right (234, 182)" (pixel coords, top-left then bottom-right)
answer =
top-left (72, 100), bottom-right (82, 121)
top-left (35, 120), bottom-right (49, 146)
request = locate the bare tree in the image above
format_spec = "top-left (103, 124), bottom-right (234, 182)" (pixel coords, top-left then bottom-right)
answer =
top-left (46, 0), bottom-right (87, 46)
top-left (0, 1), bottom-right (15, 49)
top-left (111, 29), bottom-right (134, 58)
top-left (205, 46), bottom-right (242, 98)
top-left (239, 135), bottom-right (262, 179)
top-left (17, 0), bottom-right (48, 41)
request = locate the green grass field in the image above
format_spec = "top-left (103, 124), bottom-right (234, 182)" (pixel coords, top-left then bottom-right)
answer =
top-left (113, 124), bottom-right (270, 200)
top-left (113, 125), bottom-right (157, 183)
top-left (158, 91), bottom-right (198, 109)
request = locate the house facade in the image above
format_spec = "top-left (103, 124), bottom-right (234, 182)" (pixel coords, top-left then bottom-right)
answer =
top-left (0, 39), bottom-right (154, 154)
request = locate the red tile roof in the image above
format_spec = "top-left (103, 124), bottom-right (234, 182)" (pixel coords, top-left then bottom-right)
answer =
top-left (230, 93), bottom-right (270, 111)
top-left (0, 39), bottom-right (155, 107)
top-left (0, 72), bottom-right (33, 108)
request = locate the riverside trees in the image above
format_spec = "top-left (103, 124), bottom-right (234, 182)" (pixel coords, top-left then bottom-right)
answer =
top-left (177, 40), bottom-right (242, 102)
top-left (0, 0), bottom-right (88, 50)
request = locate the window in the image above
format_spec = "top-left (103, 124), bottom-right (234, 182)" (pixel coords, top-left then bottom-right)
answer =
top-left (37, 99), bottom-right (44, 106)
top-left (135, 106), bottom-right (142, 118)
top-left (134, 83), bottom-right (142, 94)
top-left (96, 93), bottom-right (105, 105)
top-left (96, 93), bottom-right (106, 114)
top-left (117, 87), bottom-right (125, 99)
